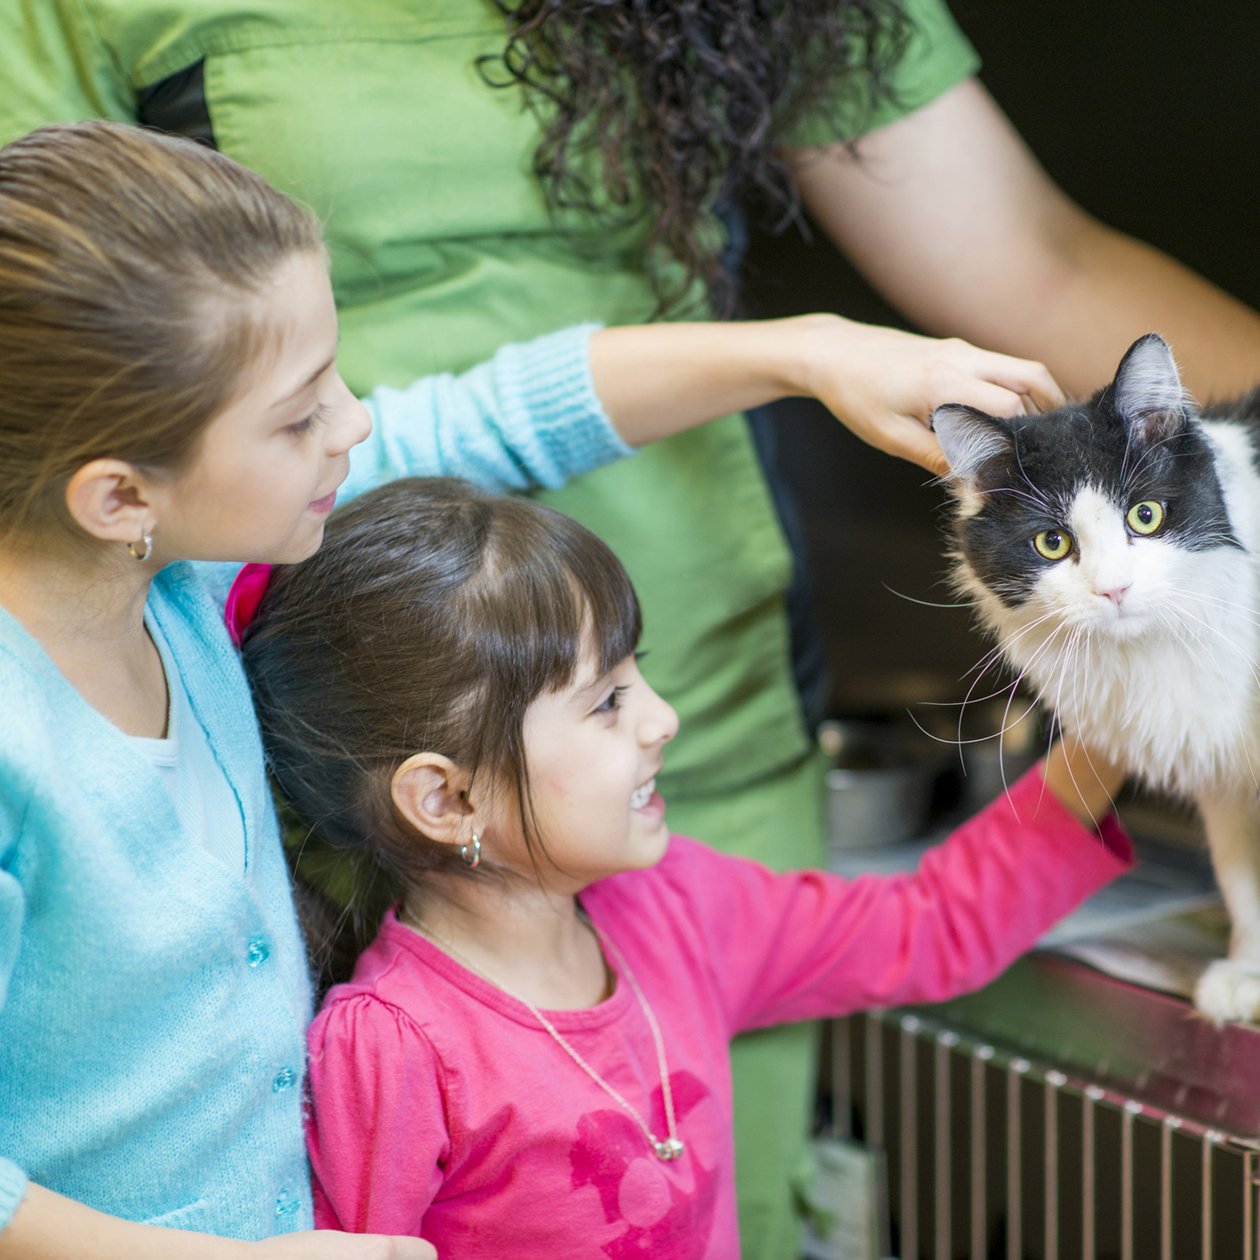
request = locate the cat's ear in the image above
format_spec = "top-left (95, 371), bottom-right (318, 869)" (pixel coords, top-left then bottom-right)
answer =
top-left (932, 405), bottom-right (1014, 481)
top-left (1111, 333), bottom-right (1191, 442)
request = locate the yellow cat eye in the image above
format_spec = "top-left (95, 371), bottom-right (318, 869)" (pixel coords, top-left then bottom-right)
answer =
top-left (1126, 499), bottom-right (1165, 536)
top-left (1033, 528), bottom-right (1074, 561)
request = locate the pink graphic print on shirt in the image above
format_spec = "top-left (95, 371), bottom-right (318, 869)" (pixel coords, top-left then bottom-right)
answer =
top-left (569, 1071), bottom-right (717, 1257)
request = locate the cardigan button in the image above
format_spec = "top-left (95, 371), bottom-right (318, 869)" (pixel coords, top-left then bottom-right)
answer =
top-left (274, 1188), bottom-right (301, 1218)
top-left (272, 1066), bottom-right (297, 1093)
top-left (245, 935), bottom-right (271, 968)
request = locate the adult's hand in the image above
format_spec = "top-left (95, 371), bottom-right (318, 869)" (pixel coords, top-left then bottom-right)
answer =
top-left (790, 315), bottom-right (1063, 475)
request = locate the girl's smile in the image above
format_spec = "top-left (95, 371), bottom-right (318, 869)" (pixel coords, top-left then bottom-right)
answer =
top-left (630, 776), bottom-right (666, 824)
top-left (629, 777), bottom-right (656, 810)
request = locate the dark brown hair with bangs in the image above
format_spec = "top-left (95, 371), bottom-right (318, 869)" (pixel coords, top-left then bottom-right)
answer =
top-left (243, 477), bottom-right (642, 911)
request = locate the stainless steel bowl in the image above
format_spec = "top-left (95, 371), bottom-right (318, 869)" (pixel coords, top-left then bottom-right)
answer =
top-left (820, 719), bottom-right (945, 852)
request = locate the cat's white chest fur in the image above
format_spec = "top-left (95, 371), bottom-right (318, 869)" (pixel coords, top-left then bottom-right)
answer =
top-left (962, 420), bottom-right (1260, 802)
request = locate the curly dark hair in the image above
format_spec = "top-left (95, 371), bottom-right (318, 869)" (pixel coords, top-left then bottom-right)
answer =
top-left (481, 0), bottom-right (910, 317)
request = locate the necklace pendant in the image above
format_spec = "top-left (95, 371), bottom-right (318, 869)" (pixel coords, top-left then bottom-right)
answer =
top-left (653, 1137), bottom-right (685, 1161)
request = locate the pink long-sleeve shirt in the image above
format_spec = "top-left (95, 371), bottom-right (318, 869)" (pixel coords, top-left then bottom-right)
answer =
top-left (306, 768), bottom-right (1132, 1257)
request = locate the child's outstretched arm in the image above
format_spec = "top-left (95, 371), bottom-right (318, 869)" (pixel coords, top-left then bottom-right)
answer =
top-left (589, 315), bottom-right (1065, 475)
top-left (641, 746), bottom-right (1133, 1036)
top-left (345, 316), bottom-right (1065, 500)
top-left (0, 1182), bottom-right (436, 1260)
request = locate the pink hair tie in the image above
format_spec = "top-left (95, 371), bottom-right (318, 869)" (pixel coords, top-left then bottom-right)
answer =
top-left (225, 562), bottom-right (274, 646)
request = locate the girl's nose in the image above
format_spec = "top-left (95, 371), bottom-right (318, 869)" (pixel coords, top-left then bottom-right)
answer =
top-left (327, 379), bottom-right (372, 456)
top-left (642, 689), bottom-right (679, 746)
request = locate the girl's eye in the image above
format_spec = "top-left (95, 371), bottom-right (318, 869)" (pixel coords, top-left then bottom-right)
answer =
top-left (285, 402), bottom-right (331, 437)
top-left (1032, 528), bottom-right (1074, 561)
top-left (595, 685), bottom-right (629, 715)
top-left (1126, 499), bottom-right (1165, 536)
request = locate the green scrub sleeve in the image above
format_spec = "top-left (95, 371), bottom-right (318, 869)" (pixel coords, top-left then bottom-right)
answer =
top-left (782, 0), bottom-right (980, 149)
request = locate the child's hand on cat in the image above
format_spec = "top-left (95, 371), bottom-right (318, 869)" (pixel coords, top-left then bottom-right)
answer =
top-left (1041, 737), bottom-right (1127, 829)
top-left (794, 317), bottom-right (1065, 475)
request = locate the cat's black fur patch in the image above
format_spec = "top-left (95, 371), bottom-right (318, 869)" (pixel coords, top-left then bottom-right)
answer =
top-left (1202, 386), bottom-right (1260, 460)
top-left (951, 383), bottom-right (1241, 609)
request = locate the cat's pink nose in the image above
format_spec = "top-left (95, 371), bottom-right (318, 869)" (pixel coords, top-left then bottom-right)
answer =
top-left (1096, 583), bottom-right (1131, 606)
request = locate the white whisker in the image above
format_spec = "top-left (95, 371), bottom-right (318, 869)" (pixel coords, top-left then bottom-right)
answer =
top-left (880, 584), bottom-right (975, 611)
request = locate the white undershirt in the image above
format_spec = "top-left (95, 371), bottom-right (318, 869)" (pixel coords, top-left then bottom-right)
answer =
top-left (127, 620), bottom-right (246, 873)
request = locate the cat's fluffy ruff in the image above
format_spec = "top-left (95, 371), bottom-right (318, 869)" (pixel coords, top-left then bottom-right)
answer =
top-left (934, 333), bottom-right (1260, 1023)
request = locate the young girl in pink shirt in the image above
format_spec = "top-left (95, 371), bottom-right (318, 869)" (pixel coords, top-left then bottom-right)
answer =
top-left (240, 477), bottom-right (1132, 1259)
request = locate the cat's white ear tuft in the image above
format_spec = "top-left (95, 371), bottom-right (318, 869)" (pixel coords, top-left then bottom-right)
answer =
top-left (932, 404), bottom-right (1013, 481)
top-left (1112, 333), bottom-right (1193, 441)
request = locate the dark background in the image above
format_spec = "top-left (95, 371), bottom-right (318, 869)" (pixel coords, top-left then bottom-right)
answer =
top-left (742, 1), bottom-right (1260, 718)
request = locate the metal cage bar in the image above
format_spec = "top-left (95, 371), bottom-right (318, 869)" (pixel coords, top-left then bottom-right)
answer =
top-left (821, 1012), bottom-right (1260, 1260)
top-left (1121, 1098), bottom-right (1138, 1260)
top-left (1043, 1069), bottom-right (1063, 1260)
top-left (969, 1047), bottom-right (991, 1260)
top-left (899, 1017), bottom-right (919, 1260)
top-left (1160, 1115), bottom-right (1178, 1260)
top-left (934, 1031), bottom-right (955, 1260)
top-left (1005, 1058), bottom-right (1027, 1260)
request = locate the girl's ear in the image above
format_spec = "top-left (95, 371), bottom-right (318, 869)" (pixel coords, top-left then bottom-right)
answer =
top-left (391, 753), bottom-right (475, 847)
top-left (64, 459), bottom-right (156, 546)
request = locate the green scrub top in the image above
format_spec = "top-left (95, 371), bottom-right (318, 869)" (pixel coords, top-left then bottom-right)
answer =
top-left (0, 0), bottom-right (977, 862)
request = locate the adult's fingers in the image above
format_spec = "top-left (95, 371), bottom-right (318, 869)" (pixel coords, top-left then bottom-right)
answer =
top-left (938, 376), bottom-right (1038, 422)
top-left (860, 412), bottom-right (950, 476)
top-left (967, 350), bottom-right (1066, 413)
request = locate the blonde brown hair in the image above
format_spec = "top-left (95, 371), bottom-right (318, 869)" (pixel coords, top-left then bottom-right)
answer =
top-left (0, 120), bottom-right (323, 543)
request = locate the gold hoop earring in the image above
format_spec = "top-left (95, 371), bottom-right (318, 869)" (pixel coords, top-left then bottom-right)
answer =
top-left (126, 527), bottom-right (154, 563)
top-left (459, 832), bottom-right (482, 869)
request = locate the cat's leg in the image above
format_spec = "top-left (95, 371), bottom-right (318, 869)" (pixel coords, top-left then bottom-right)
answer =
top-left (1193, 790), bottom-right (1260, 1023)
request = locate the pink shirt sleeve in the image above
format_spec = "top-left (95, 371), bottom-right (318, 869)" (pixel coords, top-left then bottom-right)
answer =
top-left (306, 993), bottom-right (448, 1234)
top-left (670, 765), bottom-right (1133, 1034)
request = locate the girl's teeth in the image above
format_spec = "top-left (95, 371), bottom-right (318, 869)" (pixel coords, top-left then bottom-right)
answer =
top-left (631, 779), bottom-right (655, 809)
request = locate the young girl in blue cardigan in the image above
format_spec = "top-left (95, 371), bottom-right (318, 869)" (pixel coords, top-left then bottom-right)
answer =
top-left (0, 119), bottom-right (1068, 1259)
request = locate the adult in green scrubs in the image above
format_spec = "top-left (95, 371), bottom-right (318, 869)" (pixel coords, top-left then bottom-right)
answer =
top-left (7, 4), bottom-right (1259, 1256)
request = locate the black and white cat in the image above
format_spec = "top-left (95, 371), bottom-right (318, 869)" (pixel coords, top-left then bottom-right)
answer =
top-left (932, 332), bottom-right (1260, 1023)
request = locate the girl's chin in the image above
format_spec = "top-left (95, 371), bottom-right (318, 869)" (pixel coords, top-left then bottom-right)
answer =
top-left (270, 522), bottom-right (328, 564)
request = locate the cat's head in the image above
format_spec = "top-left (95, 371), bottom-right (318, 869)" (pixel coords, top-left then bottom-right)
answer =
top-left (932, 332), bottom-right (1240, 645)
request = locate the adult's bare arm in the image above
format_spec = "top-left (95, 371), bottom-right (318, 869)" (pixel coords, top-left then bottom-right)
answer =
top-left (791, 77), bottom-right (1260, 400)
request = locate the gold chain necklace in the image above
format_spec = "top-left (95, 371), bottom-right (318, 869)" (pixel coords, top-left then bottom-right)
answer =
top-left (405, 912), bottom-right (685, 1162)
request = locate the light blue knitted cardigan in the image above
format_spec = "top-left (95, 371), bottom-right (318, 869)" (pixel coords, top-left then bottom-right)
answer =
top-left (0, 325), bottom-right (630, 1240)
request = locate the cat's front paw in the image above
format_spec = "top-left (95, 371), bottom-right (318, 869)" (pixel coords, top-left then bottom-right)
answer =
top-left (1194, 959), bottom-right (1260, 1024)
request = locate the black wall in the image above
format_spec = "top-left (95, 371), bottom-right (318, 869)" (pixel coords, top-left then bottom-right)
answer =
top-left (744, 2), bottom-right (1260, 716)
